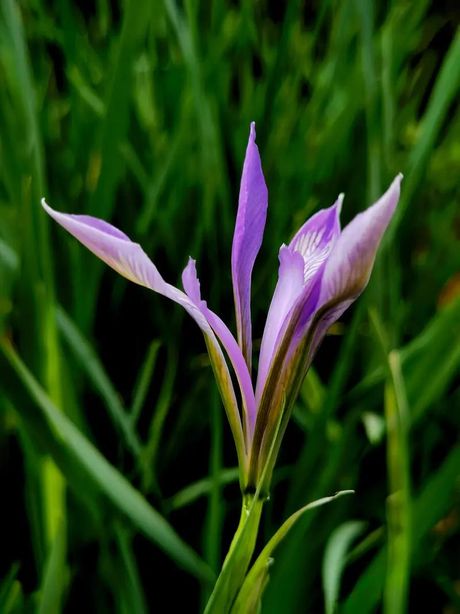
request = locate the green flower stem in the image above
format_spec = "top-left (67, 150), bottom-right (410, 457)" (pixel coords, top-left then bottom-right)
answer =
top-left (204, 494), bottom-right (265, 613)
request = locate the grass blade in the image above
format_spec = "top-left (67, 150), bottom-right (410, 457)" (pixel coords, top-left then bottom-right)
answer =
top-left (129, 340), bottom-right (161, 425)
top-left (0, 339), bottom-right (213, 582)
top-left (322, 520), bottom-right (366, 614)
top-left (166, 468), bottom-right (240, 512)
top-left (343, 445), bottom-right (460, 613)
top-left (384, 351), bottom-right (411, 614)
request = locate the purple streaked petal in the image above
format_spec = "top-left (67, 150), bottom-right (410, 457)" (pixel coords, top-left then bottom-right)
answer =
top-left (42, 199), bottom-right (166, 290)
top-left (319, 174), bottom-right (402, 308)
top-left (289, 195), bottom-right (343, 283)
top-left (285, 175), bottom-right (402, 372)
top-left (182, 258), bottom-right (256, 440)
top-left (231, 122), bottom-right (268, 370)
top-left (72, 215), bottom-right (131, 240)
top-left (43, 200), bottom-right (247, 462)
top-left (302, 174), bottom-right (402, 363)
top-left (255, 198), bottom-right (342, 403)
top-left (42, 200), bottom-right (214, 330)
top-left (259, 176), bottom-right (401, 425)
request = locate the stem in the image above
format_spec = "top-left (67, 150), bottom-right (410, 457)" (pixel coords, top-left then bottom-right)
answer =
top-left (204, 494), bottom-right (265, 613)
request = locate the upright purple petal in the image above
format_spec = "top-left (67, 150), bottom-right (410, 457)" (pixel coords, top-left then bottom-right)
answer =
top-left (255, 198), bottom-right (342, 403)
top-left (255, 247), bottom-right (304, 404)
top-left (231, 122), bottom-right (268, 370)
top-left (43, 200), bottom-right (247, 464)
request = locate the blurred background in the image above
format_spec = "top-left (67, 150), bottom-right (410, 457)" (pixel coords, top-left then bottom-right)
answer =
top-left (0, 0), bottom-right (459, 612)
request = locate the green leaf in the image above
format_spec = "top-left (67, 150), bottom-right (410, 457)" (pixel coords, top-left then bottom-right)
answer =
top-left (0, 565), bottom-right (22, 614)
top-left (0, 339), bottom-right (213, 582)
top-left (391, 30), bottom-right (460, 235)
top-left (322, 521), bottom-right (366, 614)
top-left (343, 445), bottom-right (460, 614)
top-left (350, 297), bottom-right (460, 424)
top-left (204, 495), bottom-right (265, 614)
top-left (231, 491), bottom-right (355, 614)
top-left (37, 520), bottom-right (67, 614)
top-left (129, 339), bottom-right (161, 425)
top-left (384, 351), bottom-right (411, 614)
top-left (401, 297), bottom-right (460, 422)
top-left (166, 468), bottom-right (240, 512)
top-left (204, 410), bottom-right (290, 614)
top-left (201, 389), bottom-right (225, 607)
top-left (114, 523), bottom-right (148, 614)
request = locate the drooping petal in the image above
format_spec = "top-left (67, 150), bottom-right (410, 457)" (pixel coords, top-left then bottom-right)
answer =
top-left (255, 198), bottom-right (342, 404)
top-left (182, 258), bottom-right (256, 440)
top-left (42, 200), bottom-right (166, 290)
top-left (231, 122), bottom-right (268, 370)
top-left (43, 200), bottom-right (247, 466)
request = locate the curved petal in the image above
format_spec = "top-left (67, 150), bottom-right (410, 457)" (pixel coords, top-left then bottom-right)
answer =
top-left (43, 200), bottom-right (247, 465)
top-left (42, 200), bottom-right (166, 290)
top-left (231, 122), bottom-right (268, 370)
top-left (255, 198), bottom-right (342, 404)
top-left (311, 174), bottom-right (403, 356)
top-left (319, 174), bottom-right (402, 307)
top-left (182, 258), bottom-right (256, 439)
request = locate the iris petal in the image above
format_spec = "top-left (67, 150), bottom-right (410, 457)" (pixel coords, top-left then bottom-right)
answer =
top-left (43, 200), bottom-right (247, 464)
top-left (289, 195), bottom-right (343, 283)
top-left (255, 247), bottom-right (304, 404)
top-left (319, 175), bottom-right (402, 307)
top-left (231, 123), bottom-right (268, 370)
top-left (255, 198), bottom-right (342, 403)
top-left (309, 174), bottom-right (402, 359)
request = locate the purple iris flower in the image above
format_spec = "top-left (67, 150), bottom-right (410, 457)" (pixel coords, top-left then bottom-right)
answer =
top-left (43, 123), bottom-right (402, 489)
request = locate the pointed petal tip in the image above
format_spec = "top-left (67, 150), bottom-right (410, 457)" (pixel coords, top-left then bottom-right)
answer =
top-left (41, 198), bottom-right (52, 214)
top-left (336, 193), bottom-right (344, 215)
top-left (41, 198), bottom-right (63, 223)
top-left (182, 257), bottom-right (202, 304)
top-left (249, 121), bottom-right (256, 141)
top-left (386, 173), bottom-right (403, 202)
top-left (381, 173), bottom-right (403, 214)
top-left (392, 172), bottom-right (403, 191)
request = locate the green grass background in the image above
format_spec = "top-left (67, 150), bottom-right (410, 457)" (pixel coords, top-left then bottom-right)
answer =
top-left (0, 1), bottom-right (459, 612)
